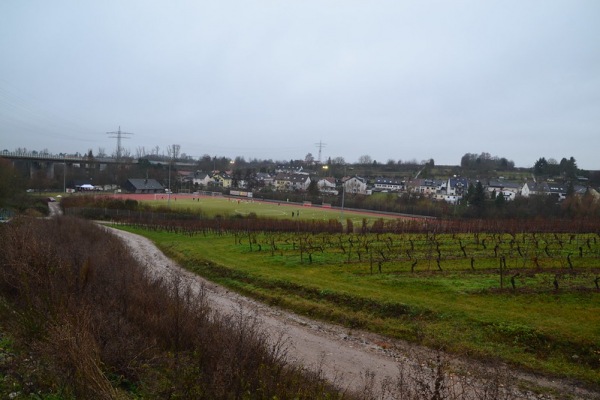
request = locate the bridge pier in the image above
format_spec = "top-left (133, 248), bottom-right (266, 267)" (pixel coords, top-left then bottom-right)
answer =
top-left (29, 161), bottom-right (55, 179)
top-left (47, 162), bottom-right (55, 179)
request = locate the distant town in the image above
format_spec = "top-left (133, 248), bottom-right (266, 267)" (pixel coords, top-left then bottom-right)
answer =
top-left (2, 146), bottom-right (599, 219)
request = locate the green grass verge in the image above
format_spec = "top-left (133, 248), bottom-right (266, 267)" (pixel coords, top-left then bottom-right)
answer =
top-left (117, 226), bottom-right (600, 386)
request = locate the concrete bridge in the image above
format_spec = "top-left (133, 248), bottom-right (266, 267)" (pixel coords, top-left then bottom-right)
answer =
top-left (0, 151), bottom-right (132, 179)
top-left (1, 150), bottom-right (126, 164)
top-left (1, 151), bottom-right (196, 180)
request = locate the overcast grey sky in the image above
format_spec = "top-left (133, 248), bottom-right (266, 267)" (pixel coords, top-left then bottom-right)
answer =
top-left (1, 1), bottom-right (599, 169)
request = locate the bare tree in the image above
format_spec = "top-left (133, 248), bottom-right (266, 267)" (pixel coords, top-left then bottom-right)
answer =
top-left (167, 144), bottom-right (181, 160)
top-left (332, 156), bottom-right (346, 165)
top-left (358, 155), bottom-right (372, 164)
top-left (136, 146), bottom-right (147, 159)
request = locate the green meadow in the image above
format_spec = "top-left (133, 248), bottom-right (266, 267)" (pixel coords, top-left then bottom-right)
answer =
top-left (118, 222), bottom-right (600, 387)
top-left (143, 193), bottom-right (402, 224)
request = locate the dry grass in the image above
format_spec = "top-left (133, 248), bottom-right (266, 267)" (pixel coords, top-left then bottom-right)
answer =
top-left (0, 216), bottom-right (345, 398)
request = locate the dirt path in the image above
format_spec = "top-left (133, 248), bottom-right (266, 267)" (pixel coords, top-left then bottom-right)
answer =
top-left (47, 201), bottom-right (61, 218)
top-left (106, 226), bottom-right (599, 400)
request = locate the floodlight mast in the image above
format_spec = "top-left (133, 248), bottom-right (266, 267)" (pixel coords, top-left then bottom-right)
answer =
top-left (106, 126), bottom-right (133, 162)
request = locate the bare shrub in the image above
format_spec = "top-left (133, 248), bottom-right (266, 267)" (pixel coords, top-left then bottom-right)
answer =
top-left (380, 349), bottom-right (518, 400)
top-left (44, 308), bottom-right (119, 400)
top-left (0, 217), bottom-right (346, 398)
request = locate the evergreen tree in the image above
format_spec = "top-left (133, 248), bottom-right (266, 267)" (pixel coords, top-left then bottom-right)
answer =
top-left (495, 191), bottom-right (505, 207)
top-left (566, 180), bottom-right (575, 198)
top-left (307, 179), bottom-right (320, 196)
top-left (471, 181), bottom-right (485, 209)
top-left (463, 183), bottom-right (475, 204)
top-left (534, 157), bottom-right (548, 175)
top-left (464, 181), bottom-right (486, 217)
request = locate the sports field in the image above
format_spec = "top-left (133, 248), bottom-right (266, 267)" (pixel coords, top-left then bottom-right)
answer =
top-left (115, 193), bottom-right (409, 224)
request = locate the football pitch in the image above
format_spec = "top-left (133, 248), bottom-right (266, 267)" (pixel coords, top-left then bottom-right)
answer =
top-left (130, 193), bottom-right (402, 224)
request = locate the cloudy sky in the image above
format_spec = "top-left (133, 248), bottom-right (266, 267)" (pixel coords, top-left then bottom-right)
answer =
top-left (1, 1), bottom-right (599, 169)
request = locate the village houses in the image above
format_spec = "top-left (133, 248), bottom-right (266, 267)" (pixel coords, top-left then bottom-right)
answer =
top-left (274, 173), bottom-right (311, 191)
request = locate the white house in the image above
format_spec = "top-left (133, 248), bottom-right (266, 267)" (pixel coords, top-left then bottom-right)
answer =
top-left (447, 177), bottom-right (469, 197)
top-left (521, 181), bottom-right (569, 200)
top-left (521, 181), bottom-right (543, 197)
top-left (487, 180), bottom-right (520, 201)
top-left (343, 176), bottom-right (368, 195)
top-left (317, 177), bottom-right (338, 194)
top-left (188, 171), bottom-right (213, 187)
top-left (373, 177), bottom-right (404, 192)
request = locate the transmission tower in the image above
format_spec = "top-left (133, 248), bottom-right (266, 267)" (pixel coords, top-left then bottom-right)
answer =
top-left (315, 140), bottom-right (327, 163)
top-left (106, 126), bottom-right (133, 161)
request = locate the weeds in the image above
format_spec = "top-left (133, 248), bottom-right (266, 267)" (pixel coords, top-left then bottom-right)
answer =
top-left (0, 217), bottom-right (343, 398)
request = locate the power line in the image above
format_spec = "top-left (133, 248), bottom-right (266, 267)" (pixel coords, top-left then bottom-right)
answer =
top-left (106, 126), bottom-right (133, 161)
top-left (315, 140), bottom-right (327, 163)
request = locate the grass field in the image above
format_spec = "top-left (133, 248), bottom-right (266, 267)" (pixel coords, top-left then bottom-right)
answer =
top-left (118, 222), bottom-right (600, 387)
top-left (117, 193), bottom-right (407, 225)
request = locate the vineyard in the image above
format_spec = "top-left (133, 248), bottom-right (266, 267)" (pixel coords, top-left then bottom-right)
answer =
top-left (109, 212), bottom-right (600, 292)
top-left (118, 218), bottom-right (600, 386)
top-left (233, 230), bottom-right (600, 289)
top-left (63, 195), bottom-right (600, 292)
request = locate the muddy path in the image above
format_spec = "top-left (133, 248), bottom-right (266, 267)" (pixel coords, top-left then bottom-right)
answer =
top-left (106, 226), bottom-right (598, 399)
